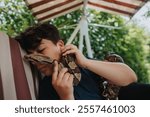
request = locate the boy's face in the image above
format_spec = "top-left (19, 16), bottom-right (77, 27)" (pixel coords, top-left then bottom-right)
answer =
top-left (29, 39), bottom-right (64, 76)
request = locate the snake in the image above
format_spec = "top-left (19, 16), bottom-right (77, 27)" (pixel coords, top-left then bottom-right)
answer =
top-left (24, 54), bottom-right (81, 86)
top-left (24, 53), bottom-right (123, 99)
top-left (100, 53), bottom-right (124, 100)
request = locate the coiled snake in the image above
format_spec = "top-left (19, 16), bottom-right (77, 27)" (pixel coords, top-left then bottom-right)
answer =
top-left (24, 53), bottom-right (122, 99)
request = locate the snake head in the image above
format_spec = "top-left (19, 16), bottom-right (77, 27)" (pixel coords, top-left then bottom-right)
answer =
top-left (24, 54), bottom-right (54, 64)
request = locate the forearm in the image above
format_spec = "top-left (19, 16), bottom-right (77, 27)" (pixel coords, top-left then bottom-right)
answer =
top-left (83, 59), bottom-right (137, 86)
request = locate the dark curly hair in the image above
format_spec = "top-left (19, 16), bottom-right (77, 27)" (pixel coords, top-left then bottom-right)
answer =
top-left (15, 23), bottom-right (61, 52)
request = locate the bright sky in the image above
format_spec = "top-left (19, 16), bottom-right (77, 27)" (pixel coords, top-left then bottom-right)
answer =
top-left (130, 1), bottom-right (150, 32)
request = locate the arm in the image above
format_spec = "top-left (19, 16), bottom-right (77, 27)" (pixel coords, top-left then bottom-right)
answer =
top-left (62, 44), bottom-right (137, 86)
top-left (83, 59), bottom-right (137, 86)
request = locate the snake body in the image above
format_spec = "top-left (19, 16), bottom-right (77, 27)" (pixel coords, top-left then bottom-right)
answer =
top-left (100, 54), bottom-right (124, 100)
top-left (24, 53), bottom-right (123, 99)
top-left (24, 54), bottom-right (81, 86)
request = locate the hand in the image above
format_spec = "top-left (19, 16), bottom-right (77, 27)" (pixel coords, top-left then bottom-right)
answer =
top-left (52, 61), bottom-right (74, 100)
top-left (62, 44), bottom-right (88, 68)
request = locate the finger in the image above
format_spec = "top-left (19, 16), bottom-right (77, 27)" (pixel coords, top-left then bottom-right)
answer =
top-left (68, 74), bottom-right (74, 84)
top-left (62, 49), bottom-right (76, 56)
top-left (62, 47), bottom-right (71, 54)
top-left (59, 72), bottom-right (70, 85)
top-left (62, 45), bottom-right (73, 53)
top-left (57, 68), bottom-right (68, 81)
top-left (52, 61), bottom-right (58, 82)
top-left (62, 72), bottom-right (71, 81)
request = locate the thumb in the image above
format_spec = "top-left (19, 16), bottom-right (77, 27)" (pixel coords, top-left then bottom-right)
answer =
top-left (52, 61), bottom-right (58, 82)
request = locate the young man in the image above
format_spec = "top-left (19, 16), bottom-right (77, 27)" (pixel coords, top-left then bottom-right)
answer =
top-left (16, 23), bottom-right (137, 100)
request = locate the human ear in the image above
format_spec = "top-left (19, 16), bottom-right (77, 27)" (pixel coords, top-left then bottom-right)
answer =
top-left (57, 40), bottom-right (64, 49)
top-left (56, 40), bottom-right (65, 51)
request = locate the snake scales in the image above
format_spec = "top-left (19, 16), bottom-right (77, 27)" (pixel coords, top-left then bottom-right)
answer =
top-left (24, 53), bottom-right (123, 99)
top-left (24, 54), bottom-right (81, 86)
top-left (100, 54), bottom-right (124, 100)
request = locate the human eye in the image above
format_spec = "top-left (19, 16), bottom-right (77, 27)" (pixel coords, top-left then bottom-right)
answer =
top-left (37, 48), bottom-right (46, 53)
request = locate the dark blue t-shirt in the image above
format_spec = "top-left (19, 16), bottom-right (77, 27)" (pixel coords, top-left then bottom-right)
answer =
top-left (38, 67), bottom-right (104, 100)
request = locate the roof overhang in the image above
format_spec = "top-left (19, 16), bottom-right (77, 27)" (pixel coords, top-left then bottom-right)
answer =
top-left (24, 0), bottom-right (148, 22)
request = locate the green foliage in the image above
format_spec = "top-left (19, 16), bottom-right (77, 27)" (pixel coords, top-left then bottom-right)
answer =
top-left (49, 10), bottom-right (82, 44)
top-left (0, 0), bottom-right (149, 83)
top-left (88, 10), bottom-right (128, 59)
top-left (0, 0), bottom-right (36, 37)
top-left (119, 26), bottom-right (150, 83)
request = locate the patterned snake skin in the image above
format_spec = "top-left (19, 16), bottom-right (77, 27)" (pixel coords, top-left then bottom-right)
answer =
top-left (100, 54), bottom-right (124, 100)
top-left (24, 54), bottom-right (81, 86)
